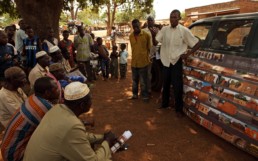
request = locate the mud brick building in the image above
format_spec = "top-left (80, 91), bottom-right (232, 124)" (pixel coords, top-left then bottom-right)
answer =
top-left (185, 0), bottom-right (258, 22)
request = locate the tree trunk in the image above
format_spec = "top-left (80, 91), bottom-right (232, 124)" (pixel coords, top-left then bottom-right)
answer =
top-left (111, 2), bottom-right (117, 32)
top-left (70, 0), bottom-right (75, 20)
top-left (15, 0), bottom-right (63, 40)
top-left (75, 7), bottom-right (79, 20)
top-left (106, 1), bottom-right (118, 36)
top-left (106, 2), bottom-right (111, 36)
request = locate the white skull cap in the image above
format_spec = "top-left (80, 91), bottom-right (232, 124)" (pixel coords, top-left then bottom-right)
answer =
top-left (64, 82), bottom-right (90, 101)
top-left (36, 51), bottom-right (47, 59)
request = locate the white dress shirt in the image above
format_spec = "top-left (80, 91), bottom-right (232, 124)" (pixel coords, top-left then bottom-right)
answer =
top-left (156, 24), bottom-right (198, 67)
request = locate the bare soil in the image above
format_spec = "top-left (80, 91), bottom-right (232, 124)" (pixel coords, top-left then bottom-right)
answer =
top-left (0, 60), bottom-right (257, 161)
top-left (86, 61), bottom-right (257, 161)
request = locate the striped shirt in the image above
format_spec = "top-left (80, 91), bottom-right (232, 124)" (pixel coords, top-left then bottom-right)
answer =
top-left (23, 36), bottom-right (41, 68)
top-left (1, 95), bottom-right (53, 161)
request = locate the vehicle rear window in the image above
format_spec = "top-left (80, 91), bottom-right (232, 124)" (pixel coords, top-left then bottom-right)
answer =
top-left (210, 20), bottom-right (254, 53)
top-left (190, 24), bottom-right (211, 41)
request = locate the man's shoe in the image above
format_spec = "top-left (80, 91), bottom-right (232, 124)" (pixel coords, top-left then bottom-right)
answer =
top-left (128, 95), bottom-right (138, 100)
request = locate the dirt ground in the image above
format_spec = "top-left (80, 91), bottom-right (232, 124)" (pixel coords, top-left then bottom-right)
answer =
top-left (1, 68), bottom-right (256, 161)
top-left (84, 59), bottom-right (257, 161)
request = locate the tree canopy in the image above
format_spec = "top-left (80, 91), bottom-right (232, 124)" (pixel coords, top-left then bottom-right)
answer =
top-left (90, 0), bottom-right (154, 34)
top-left (0, 0), bottom-right (18, 18)
top-left (0, 0), bottom-right (154, 37)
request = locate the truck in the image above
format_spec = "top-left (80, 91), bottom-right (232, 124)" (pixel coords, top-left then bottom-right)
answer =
top-left (182, 12), bottom-right (258, 157)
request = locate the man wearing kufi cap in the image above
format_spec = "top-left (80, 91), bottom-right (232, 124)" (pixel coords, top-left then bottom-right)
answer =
top-left (49, 45), bottom-right (87, 81)
top-left (23, 82), bottom-right (116, 161)
top-left (28, 51), bottom-right (62, 101)
top-left (28, 51), bottom-right (51, 87)
top-left (49, 63), bottom-right (86, 88)
top-left (0, 66), bottom-right (27, 127)
top-left (49, 45), bottom-right (72, 73)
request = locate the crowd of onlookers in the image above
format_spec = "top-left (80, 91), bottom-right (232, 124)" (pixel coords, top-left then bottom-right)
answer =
top-left (0, 9), bottom-right (201, 160)
top-left (0, 19), bottom-right (130, 161)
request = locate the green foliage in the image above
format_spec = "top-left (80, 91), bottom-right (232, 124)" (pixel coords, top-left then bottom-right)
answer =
top-left (0, 0), bottom-right (19, 18)
top-left (0, 0), bottom-right (154, 28)
top-left (115, 12), bottom-right (130, 23)
top-left (115, 4), bottom-right (155, 24)
top-left (63, 0), bottom-right (89, 11)
top-left (90, 0), bottom-right (153, 15)
top-left (59, 12), bottom-right (69, 26)
top-left (181, 11), bottom-right (186, 19)
top-left (0, 14), bottom-right (18, 28)
top-left (77, 8), bottom-right (103, 26)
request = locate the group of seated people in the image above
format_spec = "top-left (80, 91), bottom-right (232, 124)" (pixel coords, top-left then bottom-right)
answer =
top-left (0, 47), bottom-right (117, 161)
top-left (0, 44), bottom-right (89, 126)
top-left (1, 46), bottom-right (87, 116)
top-left (0, 20), bottom-right (123, 160)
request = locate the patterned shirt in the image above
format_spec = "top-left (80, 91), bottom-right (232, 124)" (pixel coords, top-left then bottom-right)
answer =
top-left (1, 95), bottom-right (53, 161)
top-left (74, 34), bottom-right (93, 61)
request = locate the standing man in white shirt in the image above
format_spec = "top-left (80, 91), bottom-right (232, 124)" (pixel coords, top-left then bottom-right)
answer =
top-left (156, 9), bottom-right (200, 117)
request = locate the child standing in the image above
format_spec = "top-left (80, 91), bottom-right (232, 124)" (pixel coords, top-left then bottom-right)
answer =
top-left (119, 43), bottom-right (128, 79)
top-left (96, 37), bottom-right (110, 81)
top-left (110, 45), bottom-right (119, 79)
top-left (58, 30), bottom-right (76, 68)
